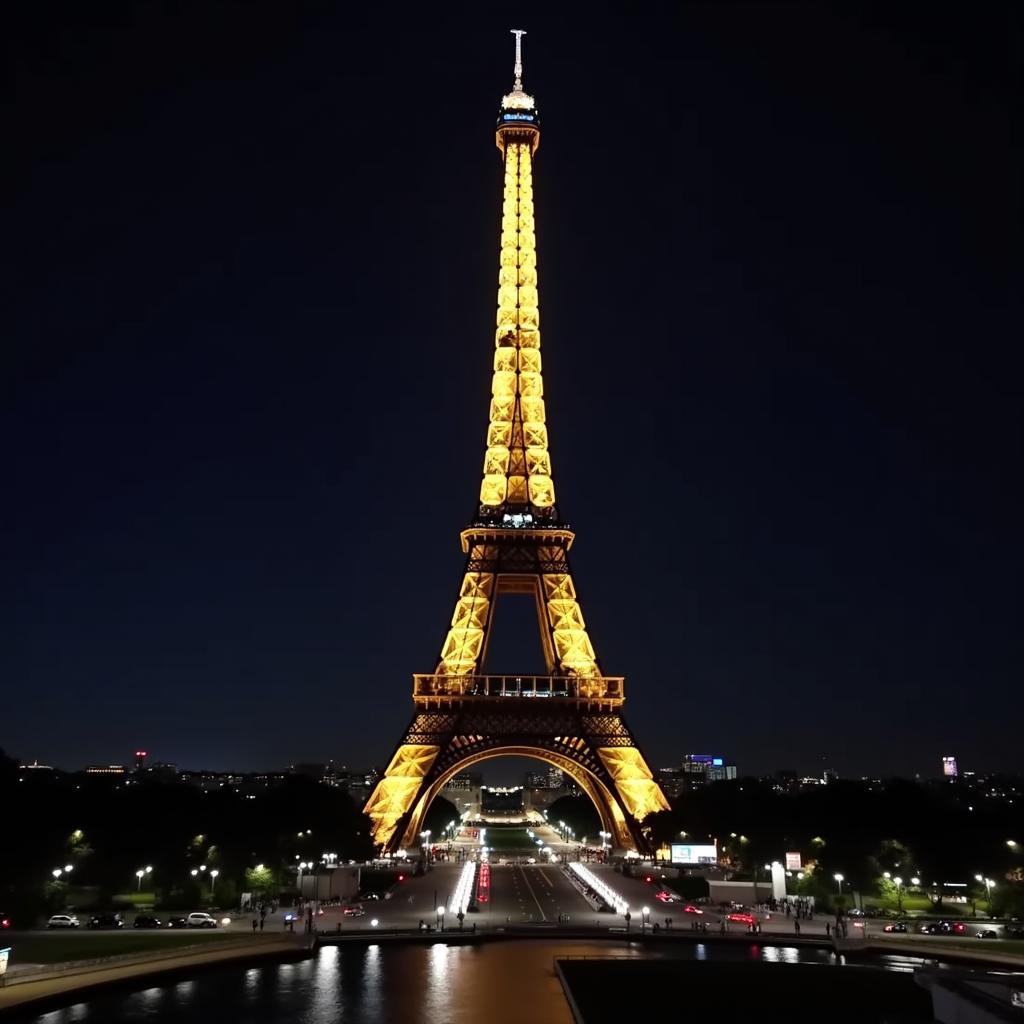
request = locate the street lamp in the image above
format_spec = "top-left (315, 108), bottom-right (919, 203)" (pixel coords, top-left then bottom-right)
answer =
top-left (975, 874), bottom-right (994, 909)
top-left (210, 869), bottom-right (219, 894)
top-left (51, 868), bottom-right (63, 880)
top-left (834, 873), bottom-right (844, 899)
top-left (64, 865), bottom-right (73, 873)
top-left (641, 906), bottom-right (650, 933)
top-left (893, 876), bottom-right (903, 915)
top-left (436, 905), bottom-right (446, 930)
top-left (135, 866), bottom-right (152, 892)
top-left (191, 869), bottom-right (199, 877)
top-left (910, 877), bottom-right (920, 887)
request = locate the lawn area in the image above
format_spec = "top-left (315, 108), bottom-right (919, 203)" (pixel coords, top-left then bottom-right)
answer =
top-left (910, 939), bottom-right (1024, 958)
top-left (4, 931), bottom-right (244, 965)
top-left (483, 827), bottom-right (536, 852)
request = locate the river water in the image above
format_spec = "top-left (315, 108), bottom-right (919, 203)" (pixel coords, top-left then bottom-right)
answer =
top-left (23, 939), bottom-right (920, 1024)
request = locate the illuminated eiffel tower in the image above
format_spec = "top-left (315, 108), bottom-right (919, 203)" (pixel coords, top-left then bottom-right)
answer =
top-left (365, 31), bottom-right (670, 853)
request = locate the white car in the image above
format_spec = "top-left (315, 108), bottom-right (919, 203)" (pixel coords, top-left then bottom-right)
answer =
top-left (48, 914), bottom-right (80, 928)
top-left (186, 912), bottom-right (217, 928)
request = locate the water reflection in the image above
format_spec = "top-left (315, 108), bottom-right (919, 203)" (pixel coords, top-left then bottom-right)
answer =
top-left (18, 939), bottom-right (920, 1024)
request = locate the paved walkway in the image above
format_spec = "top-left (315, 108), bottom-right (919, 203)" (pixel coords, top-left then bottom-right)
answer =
top-left (0, 935), bottom-right (307, 1015)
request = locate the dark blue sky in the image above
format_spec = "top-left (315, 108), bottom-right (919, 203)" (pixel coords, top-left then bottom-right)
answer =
top-left (4, 4), bottom-right (1021, 779)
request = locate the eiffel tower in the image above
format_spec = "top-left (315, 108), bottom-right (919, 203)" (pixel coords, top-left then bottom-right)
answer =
top-left (364, 31), bottom-right (670, 854)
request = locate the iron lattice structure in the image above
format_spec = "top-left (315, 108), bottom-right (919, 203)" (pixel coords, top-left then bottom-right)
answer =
top-left (364, 33), bottom-right (670, 853)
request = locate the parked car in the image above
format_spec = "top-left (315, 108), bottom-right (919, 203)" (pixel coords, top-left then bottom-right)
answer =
top-left (847, 908), bottom-right (866, 918)
top-left (920, 921), bottom-right (966, 935)
top-left (343, 906), bottom-right (366, 918)
top-left (681, 904), bottom-right (704, 915)
top-left (88, 913), bottom-right (124, 929)
top-left (133, 915), bottom-right (162, 929)
top-left (655, 891), bottom-right (677, 903)
top-left (883, 922), bottom-right (908, 933)
top-left (186, 912), bottom-right (217, 928)
top-left (167, 916), bottom-right (188, 929)
top-left (358, 892), bottom-right (381, 902)
top-left (976, 929), bottom-right (998, 939)
top-left (47, 914), bottom-right (80, 929)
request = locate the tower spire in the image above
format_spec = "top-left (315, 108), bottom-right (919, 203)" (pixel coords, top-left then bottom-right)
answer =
top-left (512, 28), bottom-right (525, 91)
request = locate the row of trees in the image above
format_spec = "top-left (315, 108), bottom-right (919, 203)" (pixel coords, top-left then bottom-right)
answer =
top-left (0, 748), bottom-right (374, 923)
top-left (548, 778), bottom-right (1024, 916)
top-left (645, 777), bottom-right (1023, 915)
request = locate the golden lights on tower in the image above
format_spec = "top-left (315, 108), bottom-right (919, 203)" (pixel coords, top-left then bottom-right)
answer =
top-left (363, 31), bottom-right (670, 853)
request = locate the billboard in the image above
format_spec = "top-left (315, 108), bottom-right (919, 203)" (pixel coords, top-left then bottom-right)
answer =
top-left (942, 756), bottom-right (958, 778)
top-left (785, 852), bottom-right (802, 871)
top-left (670, 843), bottom-right (718, 866)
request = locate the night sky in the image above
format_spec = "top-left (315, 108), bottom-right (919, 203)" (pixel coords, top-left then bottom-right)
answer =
top-left (4, 4), bottom-right (1021, 780)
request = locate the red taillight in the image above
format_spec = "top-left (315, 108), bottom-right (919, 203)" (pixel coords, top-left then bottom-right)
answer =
top-left (398, 875), bottom-right (404, 882)
top-left (1, 918), bottom-right (9, 928)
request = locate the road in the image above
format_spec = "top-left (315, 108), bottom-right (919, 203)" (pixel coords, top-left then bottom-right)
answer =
top-left (486, 864), bottom-right (596, 925)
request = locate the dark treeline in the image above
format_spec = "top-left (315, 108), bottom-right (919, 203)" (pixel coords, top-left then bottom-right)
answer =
top-left (0, 748), bottom-right (372, 922)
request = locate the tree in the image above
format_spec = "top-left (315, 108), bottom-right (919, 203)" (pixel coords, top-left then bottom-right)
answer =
top-left (244, 865), bottom-right (277, 897)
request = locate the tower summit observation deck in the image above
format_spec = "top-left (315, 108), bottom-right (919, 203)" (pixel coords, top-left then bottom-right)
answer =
top-left (364, 32), bottom-right (670, 854)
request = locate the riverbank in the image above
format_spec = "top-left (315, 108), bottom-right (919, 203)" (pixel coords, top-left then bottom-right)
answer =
top-left (0, 934), bottom-right (310, 1017)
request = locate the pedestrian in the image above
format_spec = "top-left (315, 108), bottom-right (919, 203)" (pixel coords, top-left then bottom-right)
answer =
top-left (825, 922), bottom-right (831, 938)
top-left (794, 918), bottom-right (800, 935)
top-left (252, 918), bottom-right (258, 934)
top-left (259, 917), bottom-right (265, 932)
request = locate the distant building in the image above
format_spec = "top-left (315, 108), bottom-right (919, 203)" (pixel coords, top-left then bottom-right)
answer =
top-left (524, 767), bottom-right (564, 789)
top-left (656, 768), bottom-right (685, 799)
top-left (445, 772), bottom-right (483, 790)
top-left (85, 764), bottom-right (126, 775)
top-left (942, 755), bottom-right (958, 778)
top-left (707, 763), bottom-right (737, 782)
top-left (134, 750), bottom-right (148, 772)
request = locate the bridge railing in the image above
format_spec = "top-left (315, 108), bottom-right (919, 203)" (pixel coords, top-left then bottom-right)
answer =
top-left (412, 674), bottom-right (624, 702)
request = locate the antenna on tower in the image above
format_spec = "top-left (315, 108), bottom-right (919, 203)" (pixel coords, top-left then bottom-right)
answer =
top-left (511, 28), bottom-right (526, 91)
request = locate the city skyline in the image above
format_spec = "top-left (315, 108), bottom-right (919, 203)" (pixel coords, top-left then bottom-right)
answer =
top-left (5, 8), bottom-right (1021, 780)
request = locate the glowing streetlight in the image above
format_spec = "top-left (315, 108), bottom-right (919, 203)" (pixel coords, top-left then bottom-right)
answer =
top-left (64, 864), bottom-right (73, 873)
top-left (641, 906), bottom-right (651, 933)
top-left (210, 868), bottom-right (219, 894)
top-left (191, 868), bottom-right (199, 877)
top-left (975, 874), bottom-right (994, 906)
top-left (910, 877), bottom-right (920, 886)
top-left (51, 868), bottom-right (63, 880)
top-left (135, 865), bottom-right (152, 892)
top-left (1008, 840), bottom-right (1018, 850)
top-left (834, 873), bottom-right (845, 898)
top-left (436, 905), bottom-right (446, 930)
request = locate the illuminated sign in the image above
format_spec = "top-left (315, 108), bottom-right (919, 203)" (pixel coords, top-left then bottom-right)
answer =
top-left (0, 948), bottom-right (9, 978)
top-left (670, 843), bottom-right (718, 865)
top-left (712, 758), bottom-right (723, 766)
top-left (785, 852), bottom-right (802, 871)
top-left (942, 756), bottom-right (958, 778)
top-left (502, 113), bottom-right (535, 122)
